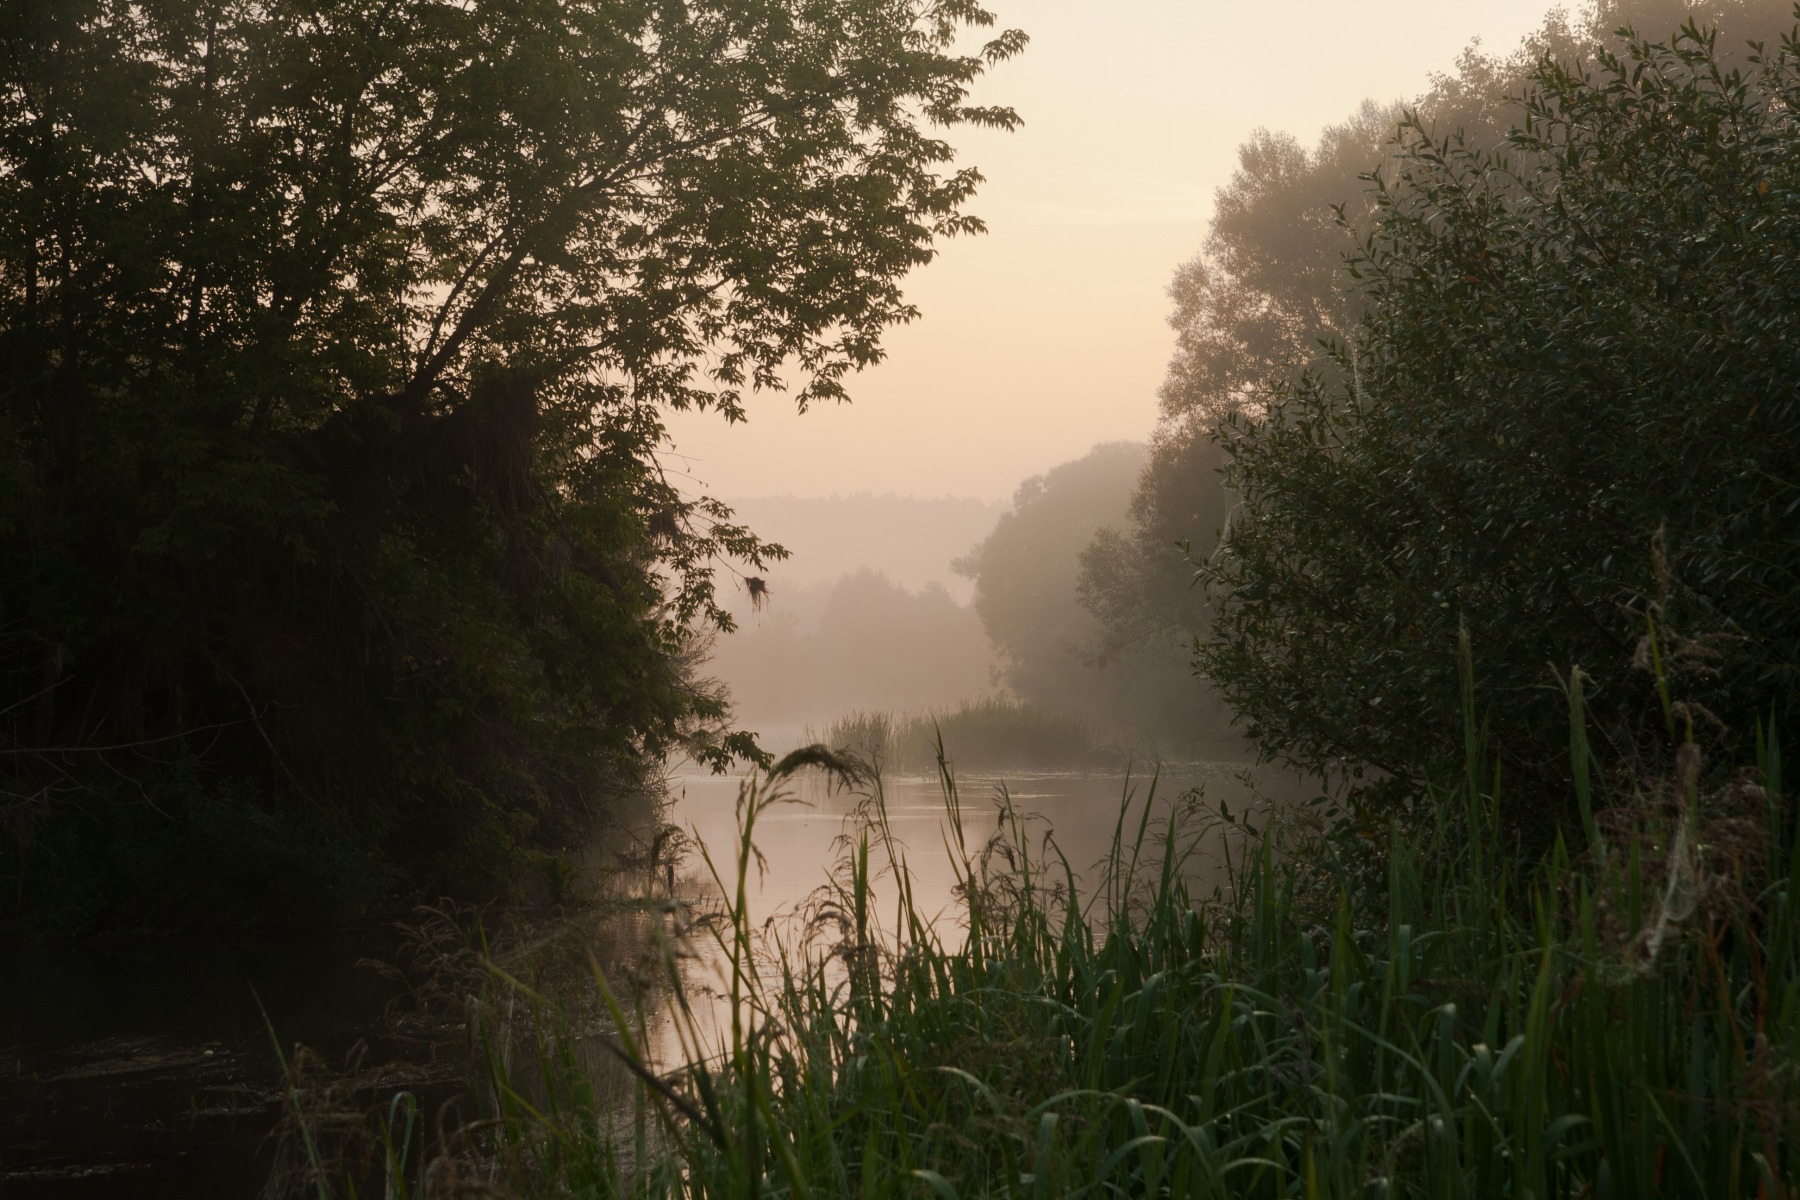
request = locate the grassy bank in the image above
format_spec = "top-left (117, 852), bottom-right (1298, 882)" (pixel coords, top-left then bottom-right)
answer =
top-left (820, 698), bottom-right (1119, 773)
top-left (298, 718), bottom-right (1800, 1197)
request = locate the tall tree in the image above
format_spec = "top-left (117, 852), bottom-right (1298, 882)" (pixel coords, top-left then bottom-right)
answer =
top-left (958, 443), bottom-right (1226, 749)
top-left (0, 0), bottom-right (1022, 917)
top-left (1200, 18), bottom-right (1800, 833)
top-left (1088, 0), bottom-right (1796, 768)
top-left (1078, 105), bottom-right (1400, 679)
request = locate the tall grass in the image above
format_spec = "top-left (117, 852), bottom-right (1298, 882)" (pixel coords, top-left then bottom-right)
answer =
top-left (321, 719), bottom-right (1798, 1198)
top-left (821, 697), bottom-right (1116, 773)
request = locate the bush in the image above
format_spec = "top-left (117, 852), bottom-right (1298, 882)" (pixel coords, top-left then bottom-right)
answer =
top-left (1, 763), bottom-right (396, 938)
top-left (1200, 21), bottom-right (1800, 832)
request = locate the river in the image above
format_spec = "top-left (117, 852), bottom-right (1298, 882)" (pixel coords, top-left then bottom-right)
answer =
top-left (1, 761), bottom-right (1287, 1196)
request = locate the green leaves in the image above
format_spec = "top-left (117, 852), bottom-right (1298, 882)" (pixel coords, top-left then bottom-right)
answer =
top-left (1200, 17), bottom-right (1800, 827)
top-left (0, 0), bottom-right (1021, 913)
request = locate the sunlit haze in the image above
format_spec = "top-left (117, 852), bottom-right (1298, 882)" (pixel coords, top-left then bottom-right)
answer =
top-left (663, 0), bottom-right (1570, 502)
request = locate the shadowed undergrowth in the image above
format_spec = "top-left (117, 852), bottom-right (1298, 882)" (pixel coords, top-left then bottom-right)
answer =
top-left (284, 722), bottom-right (1799, 1198)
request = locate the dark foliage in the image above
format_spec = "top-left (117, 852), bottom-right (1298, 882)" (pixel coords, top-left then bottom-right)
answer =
top-left (0, 0), bottom-right (1020, 928)
top-left (1201, 19), bottom-right (1800, 833)
top-left (1089, 1), bottom-right (1797, 760)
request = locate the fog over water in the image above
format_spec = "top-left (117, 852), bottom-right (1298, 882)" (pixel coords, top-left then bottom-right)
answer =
top-left (702, 494), bottom-right (1005, 747)
top-left (701, 441), bottom-right (1234, 760)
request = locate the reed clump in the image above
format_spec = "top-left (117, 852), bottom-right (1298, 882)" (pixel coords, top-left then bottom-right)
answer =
top-left (822, 697), bottom-right (1117, 773)
top-left (311, 716), bottom-right (1799, 1198)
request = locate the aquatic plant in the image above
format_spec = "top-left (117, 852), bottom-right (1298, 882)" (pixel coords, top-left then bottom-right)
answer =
top-left (306, 709), bottom-right (1798, 1198)
top-left (822, 698), bottom-right (1119, 774)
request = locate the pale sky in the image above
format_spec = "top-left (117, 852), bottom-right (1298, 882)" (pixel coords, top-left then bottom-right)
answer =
top-left (663, 0), bottom-right (1574, 503)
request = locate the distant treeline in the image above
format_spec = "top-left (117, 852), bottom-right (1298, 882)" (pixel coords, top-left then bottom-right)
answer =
top-left (705, 569), bottom-right (996, 741)
top-left (954, 442), bottom-right (1239, 759)
top-left (704, 451), bottom-right (1243, 761)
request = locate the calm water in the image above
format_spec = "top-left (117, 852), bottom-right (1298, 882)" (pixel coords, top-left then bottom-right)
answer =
top-left (1, 761), bottom-right (1289, 1195)
top-left (651, 762), bottom-right (1288, 1068)
top-left (672, 762), bottom-right (1266, 929)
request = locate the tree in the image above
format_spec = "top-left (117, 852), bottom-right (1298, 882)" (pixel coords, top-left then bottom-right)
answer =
top-left (957, 443), bottom-right (1227, 750)
top-left (1199, 18), bottom-right (1800, 834)
top-left (0, 0), bottom-right (1022, 920)
top-left (1075, 110), bottom-right (1395, 686)
top-left (1086, 1), bottom-right (1795, 717)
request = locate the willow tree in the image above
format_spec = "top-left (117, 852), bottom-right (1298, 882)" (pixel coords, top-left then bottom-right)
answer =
top-left (1084, 0), bottom-right (1795, 751)
top-left (0, 0), bottom-right (1021, 918)
top-left (1201, 20), bottom-right (1800, 834)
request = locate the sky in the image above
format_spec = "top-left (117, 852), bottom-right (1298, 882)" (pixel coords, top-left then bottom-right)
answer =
top-left (662, 0), bottom-right (1574, 504)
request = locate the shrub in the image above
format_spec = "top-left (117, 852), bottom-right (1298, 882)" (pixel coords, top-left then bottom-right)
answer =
top-left (1200, 21), bottom-right (1800, 832)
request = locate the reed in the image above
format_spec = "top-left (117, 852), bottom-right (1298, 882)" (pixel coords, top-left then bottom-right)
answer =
top-left (822, 698), bottom-right (1116, 773)
top-left (332, 718), bottom-right (1798, 1198)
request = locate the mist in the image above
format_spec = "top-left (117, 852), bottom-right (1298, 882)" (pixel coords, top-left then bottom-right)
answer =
top-left (707, 566), bottom-right (998, 747)
top-left (705, 443), bottom-right (1240, 761)
top-left (14, 1), bottom-right (1798, 1191)
top-left (722, 493), bottom-right (1005, 600)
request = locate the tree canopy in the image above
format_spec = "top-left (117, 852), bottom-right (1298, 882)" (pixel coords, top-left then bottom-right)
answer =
top-left (1200, 17), bottom-right (1800, 831)
top-left (958, 443), bottom-right (1229, 750)
top-left (0, 0), bottom-right (1021, 924)
top-left (1084, 0), bottom-right (1797, 717)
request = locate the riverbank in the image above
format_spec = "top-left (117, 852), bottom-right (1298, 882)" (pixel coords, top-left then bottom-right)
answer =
top-left (0, 758), bottom-right (673, 942)
top-left (291, 735), bottom-right (1798, 1197)
top-left (1, 928), bottom-right (415, 1195)
top-left (0, 770), bottom-right (677, 1193)
top-left (816, 697), bottom-right (1245, 775)
top-left (3, 761), bottom-right (1271, 1193)
top-left (0, 895), bottom-right (688, 1195)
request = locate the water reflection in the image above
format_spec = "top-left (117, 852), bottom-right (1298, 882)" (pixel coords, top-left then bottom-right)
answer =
top-left (670, 761), bottom-right (1266, 927)
top-left (650, 762), bottom-right (1280, 1063)
top-left (1, 760), bottom-right (1291, 1195)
